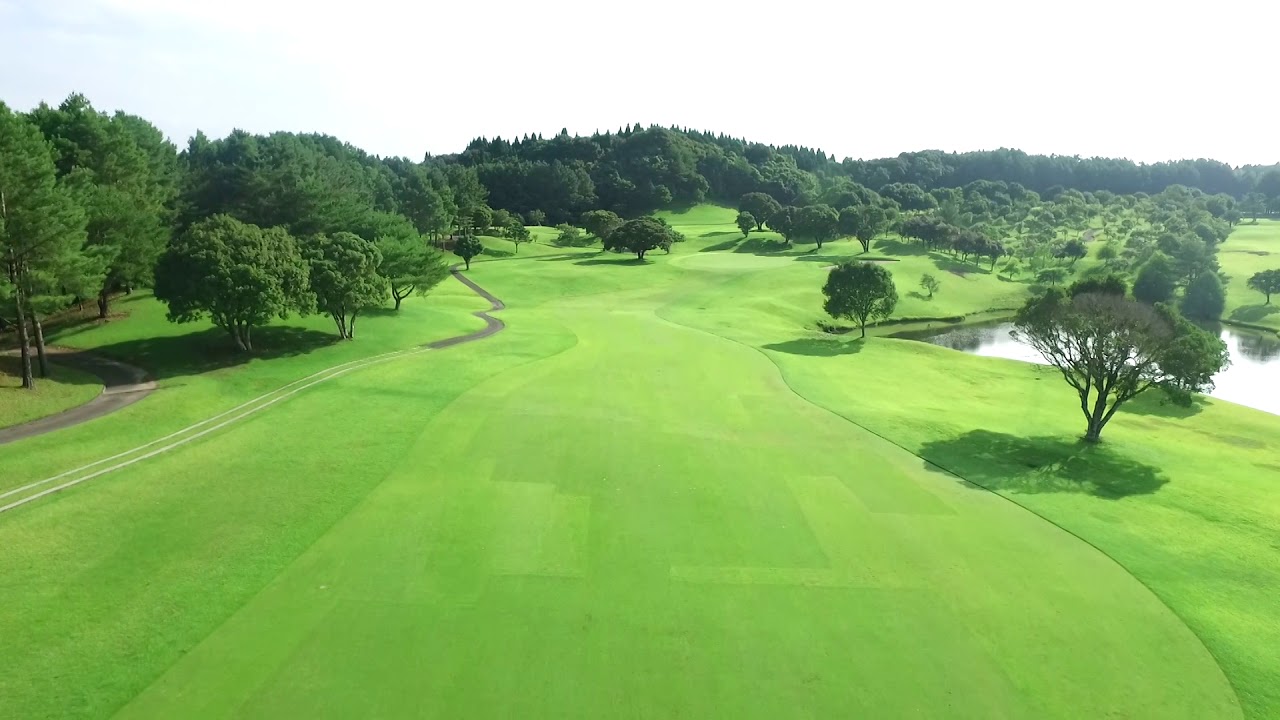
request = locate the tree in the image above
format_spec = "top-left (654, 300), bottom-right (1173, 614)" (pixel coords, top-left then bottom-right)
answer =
top-left (306, 231), bottom-right (387, 339)
top-left (376, 227), bottom-right (449, 311)
top-left (1097, 242), bottom-right (1119, 266)
top-left (29, 94), bottom-right (175, 318)
top-left (503, 220), bottom-right (532, 253)
top-left (603, 217), bottom-right (677, 260)
top-left (822, 261), bottom-right (898, 338)
top-left (1246, 269), bottom-right (1280, 304)
top-left (736, 211), bottom-right (755, 238)
top-left (795, 204), bottom-right (839, 249)
top-left (839, 204), bottom-right (893, 253)
top-left (525, 209), bottom-right (547, 226)
top-left (1036, 267), bottom-right (1068, 286)
top-left (0, 103), bottom-right (93, 387)
top-left (1055, 238), bottom-right (1088, 266)
top-left (554, 223), bottom-right (587, 247)
top-left (1241, 192), bottom-right (1266, 223)
top-left (1014, 289), bottom-right (1227, 442)
top-left (920, 273), bottom-right (940, 299)
top-left (766, 206), bottom-right (797, 244)
top-left (453, 235), bottom-right (484, 270)
top-left (490, 208), bottom-right (514, 230)
top-left (470, 206), bottom-right (493, 234)
top-left (153, 215), bottom-right (313, 351)
top-left (739, 192), bottom-right (781, 230)
top-left (1133, 253), bottom-right (1178, 305)
top-left (580, 209), bottom-right (623, 242)
top-left (1180, 272), bottom-right (1226, 321)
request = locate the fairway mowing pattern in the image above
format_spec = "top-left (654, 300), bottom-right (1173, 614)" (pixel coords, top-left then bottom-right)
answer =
top-left (110, 294), bottom-right (1238, 719)
top-left (0, 267), bottom-right (504, 515)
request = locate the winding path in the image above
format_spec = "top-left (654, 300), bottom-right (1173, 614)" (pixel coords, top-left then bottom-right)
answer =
top-left (0, 267), bottom-right (505, 513)
top-left (0, 350), bottom-right (156, 447)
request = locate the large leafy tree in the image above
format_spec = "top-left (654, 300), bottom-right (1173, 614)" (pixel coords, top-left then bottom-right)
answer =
top-left (153, 215), bottom-right (313, 352)
top-left (603, 217), bottom-right (676, 260)
top-left (738, 192), bottom-right (781, 230)
top-left (1179, 272), bottom-right (1226, 321)
top-left (1014, 286), bottom-right (1227, 442)
top-left (1247, 269), bottom-right (1280, 304)
top-left (822, 261), bottom-right (898, 338)
top-left (839, 204), bottom-right (894, 253)
top-left (580, 209), bottom-right (623, 242)
top-left (1133, 252), bottom-right (1178, 305)
top-left (503, 220), bottom-right (532, 253)
top-left (358, 212), bottom-right (448, 310)
top-left (795, 204), bottom-right (839, 249)
top-left (0, 103), bottom-right (93, 388)
top-left (306, 232), bottom-right (387, 339)
top-left (28, 94), bottom-right (175, 317)
top-left (735, 211), bottom-right (755, 238)
top-left (766, 205), bottom-right (797, 244)
top-left (453, 235), bottom-right (484, 270)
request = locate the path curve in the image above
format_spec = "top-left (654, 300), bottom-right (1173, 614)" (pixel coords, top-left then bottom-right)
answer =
top-left (0, 350), bottom-right (156, 447)
top-left (0, 267), bottom-right (506, 514)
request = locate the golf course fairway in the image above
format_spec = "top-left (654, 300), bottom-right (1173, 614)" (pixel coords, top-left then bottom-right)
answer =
top-left (1, 223), bottom-right (1270, 718)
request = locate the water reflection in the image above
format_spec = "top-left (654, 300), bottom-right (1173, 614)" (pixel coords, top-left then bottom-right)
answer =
top-left (900, 322), bottom-right (1280, 416)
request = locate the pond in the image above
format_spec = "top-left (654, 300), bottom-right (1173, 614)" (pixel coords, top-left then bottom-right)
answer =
top-left (897, 321), bottom-right (1280, 416)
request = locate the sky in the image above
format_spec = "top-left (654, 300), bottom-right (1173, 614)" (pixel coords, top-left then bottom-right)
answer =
top-left (3, 0), bottom-right (1277, 166)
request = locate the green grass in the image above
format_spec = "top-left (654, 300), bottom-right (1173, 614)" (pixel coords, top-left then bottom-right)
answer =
top-left (0, 356), bottom-right (102, 429)
top-left (1221, 220), bottom-right (1280, 332)
top-left (1, 206), bottom-right (1277, 718)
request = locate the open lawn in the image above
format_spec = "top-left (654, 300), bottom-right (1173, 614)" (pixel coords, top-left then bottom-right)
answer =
top-left (0, 356), bottom-right (102, 429)
top-left (1221, 220), bottom-right (1280, 332)
top-left (0, 207), bottom-right (1276, 718)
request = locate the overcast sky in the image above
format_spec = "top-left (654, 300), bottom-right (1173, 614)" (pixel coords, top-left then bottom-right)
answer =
top-left (3, 0), bottom-right (1277, 166)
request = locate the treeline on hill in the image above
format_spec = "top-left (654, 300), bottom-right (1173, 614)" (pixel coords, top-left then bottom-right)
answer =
top-left (4, 93), bottom-right (1279, 392)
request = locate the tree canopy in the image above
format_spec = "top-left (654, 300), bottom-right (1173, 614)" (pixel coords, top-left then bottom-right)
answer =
top-left (603, 217), bottom-right (678, 260)
top-left (306, 231), bottom-right (387, 339)
top-left (1246, 269), bottom-right (1280, 304)
top-left (153, 215), bottom-right (312, 351)
top-left (822, 262), bottom-right (898, 338)
top-left (1014, 287), bottom-right (1227, 442)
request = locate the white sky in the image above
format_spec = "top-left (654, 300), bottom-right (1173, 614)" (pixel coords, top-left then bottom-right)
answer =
top-left (3, 0), bottom-right (1277, 166)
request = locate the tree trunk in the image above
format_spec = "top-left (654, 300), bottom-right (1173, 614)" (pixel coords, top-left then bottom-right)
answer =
top-left (33, 315), bottom-right (49, 378)
top-left (637, 250), bottom-right (646, 260)
top-left (464, 258), bottom-right (471, 270)
top-left (859, 321), bottom-right (867, 339)
top-left (348, 312), bottom-right (358, 339)
top-left (230, 324), bottom-right (247, 352)
top-left (244, 324), bottom-right (253, 352)
top-left (97, 290), bottom-right (109, 318)
top-left (15, 295), bottom-right (34, 389)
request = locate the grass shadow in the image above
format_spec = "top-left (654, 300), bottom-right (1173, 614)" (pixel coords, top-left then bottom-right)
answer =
top-left (731, 237), bottom-right (790, 255)
top-left (574, 257), bottom-right (651, 267)
top-left (919, 430), bottom-right (1168, 499)
top-left (1230, 304), bottom-right (1279, 323)
top-left (906, 291), bottom-right (931, 301)
top-left (699, 230), bottom-right (739, 238)
top-left (762, 337), bottom-right (866, 357)
top-left (1120, 392), bottom-right (1209, 419)
top-left (876, 238), bottom-right (929, 256)
top-left (86, 326), bottom-right (338, 381)
top-left (700, 237), bottom-right (744, 252)
top-left (933, 255), bottom-right (991, 277)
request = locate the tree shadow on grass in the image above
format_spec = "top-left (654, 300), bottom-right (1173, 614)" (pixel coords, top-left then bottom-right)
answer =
top-left (876, 238), bottom-right (929, 256)
top-left (1120, 392), bottom-right (1209, 419)
top-left (932, 255), bottom-right (990, 277)
top-left (574, 256), bottom-right (651, 267)
top-left (1230, 304), bottom-right (1279, 323)
top-left (700, 237), bottom-right (744, 252)
top-left (87, 325), bottom-right (338, 381)
top-left (699, 230), bottom-right (739, 238)
top-left (732, 237), bottom-right (791, 255)
top-left (762, 337), bottom-right (865, 357)
top-left (920, 430), bottom-right (1168, 499)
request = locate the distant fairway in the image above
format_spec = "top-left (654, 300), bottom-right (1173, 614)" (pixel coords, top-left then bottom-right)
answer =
top-left (2, 208), bottom-right (1278, 718)
top-left (1221, 220), bottom-right (1280, 331)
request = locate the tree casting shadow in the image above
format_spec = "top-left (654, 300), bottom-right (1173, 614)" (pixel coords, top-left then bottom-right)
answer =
top-left (919, 429), bottom-right (1168, 499)
top-left (762, 337), bottom-right (866, 357)
top-left (86, 325), bottom-right (337, 381)
top-left (876, 238), bottom-right (928, 256)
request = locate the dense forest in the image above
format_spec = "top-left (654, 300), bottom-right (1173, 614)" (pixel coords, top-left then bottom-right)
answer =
top-left (3, 92), bottom-right (1278, 388)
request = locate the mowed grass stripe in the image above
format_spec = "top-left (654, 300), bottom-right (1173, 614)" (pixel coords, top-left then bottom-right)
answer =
top-left (113, 304), bottom-right (1237, 719)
